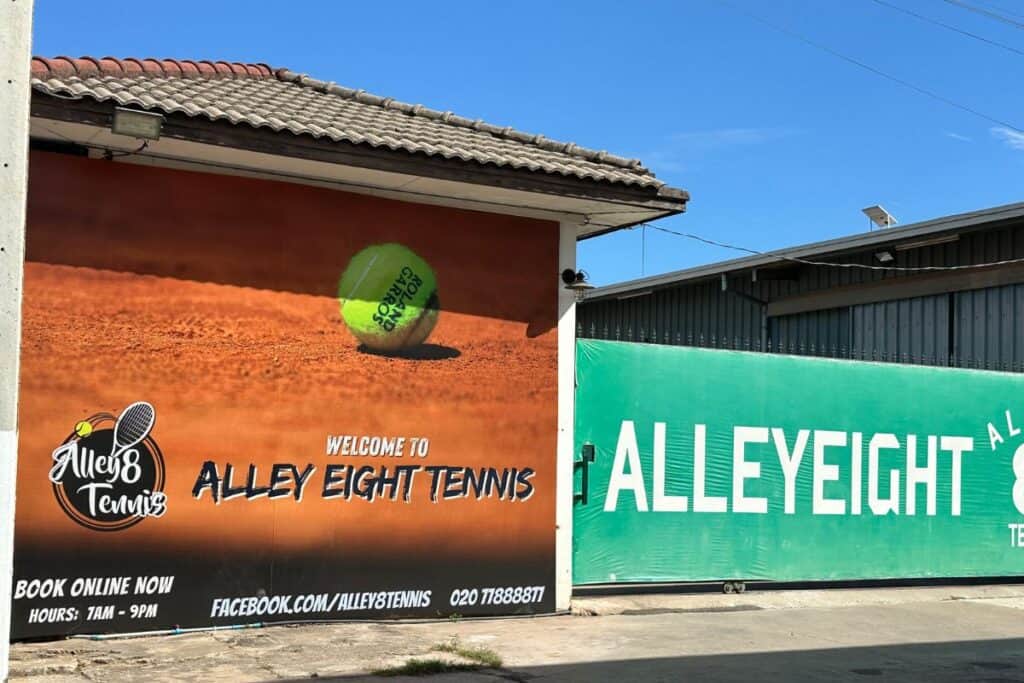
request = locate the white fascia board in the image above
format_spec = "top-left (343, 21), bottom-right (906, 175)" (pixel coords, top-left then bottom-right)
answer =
top-left (29, 118), bottom-right (666, 237)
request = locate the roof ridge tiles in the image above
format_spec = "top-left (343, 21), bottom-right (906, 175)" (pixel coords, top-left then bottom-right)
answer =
top-left (273, 67), bottom-right (651, 175)
top-left (30, 56), bottom-right (275, 80)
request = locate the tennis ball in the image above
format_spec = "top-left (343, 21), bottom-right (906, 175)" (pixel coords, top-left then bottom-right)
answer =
top-left (74, 420), bottom-right (93, 438)
top-left (337, 243), bottom-right (439, 353)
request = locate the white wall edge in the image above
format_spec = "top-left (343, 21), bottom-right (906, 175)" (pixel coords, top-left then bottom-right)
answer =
top-left (555, 221), bottom-right (578, 611)
top-left (1, 0), bottom-right (33, 675)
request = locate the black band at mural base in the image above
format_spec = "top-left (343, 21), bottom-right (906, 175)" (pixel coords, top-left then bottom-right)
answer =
top-left (11, 551), bottom-right (555, 639)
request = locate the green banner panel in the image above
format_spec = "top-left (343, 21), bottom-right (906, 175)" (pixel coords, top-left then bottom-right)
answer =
top-left (573, 339), bottom-right (1024, 585)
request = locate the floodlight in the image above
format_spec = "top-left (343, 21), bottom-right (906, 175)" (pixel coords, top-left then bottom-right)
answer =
top-left (112, 107), bottom-right (164, 140)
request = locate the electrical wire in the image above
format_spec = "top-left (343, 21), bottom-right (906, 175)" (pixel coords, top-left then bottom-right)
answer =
top-left (711, 0), bottom-right (1024, 134)
top-left (975, 1), bottom-right (1024, 21)
top-left (941, 0), bottom-right (1024, 30)
top-left (641, 222), bottom-right (1024, 272)
top-left (34, 129), bottom-right (1024, 274)
top-left (33, 128), bottom-right (1019, 273)
top-left (103, 141), bottom-right (148, 159)
top-left (868, 0), bottom-right (1024, 57)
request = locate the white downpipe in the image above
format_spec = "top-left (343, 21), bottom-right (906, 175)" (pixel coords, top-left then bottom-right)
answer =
top-left (555, 221), bottom-right (579, 611)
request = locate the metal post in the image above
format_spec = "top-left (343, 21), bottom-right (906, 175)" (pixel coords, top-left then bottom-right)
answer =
top-left (641, 224), bottom-right (646, 277)
top-left (0, 0), bottom-right (33, 673)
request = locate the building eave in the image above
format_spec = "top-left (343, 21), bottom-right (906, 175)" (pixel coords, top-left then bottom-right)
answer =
top-left (585, 201), bottom-right (1024, 301)
top-left (30, 92), bottom-right (688, 235)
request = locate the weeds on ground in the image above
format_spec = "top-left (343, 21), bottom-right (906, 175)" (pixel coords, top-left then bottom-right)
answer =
top-left (432, 639), bottom-right (502, 668)
top-left (373, 638), bottom-right (503, 677)
top-left (373, 658), bottom-right (478, 677)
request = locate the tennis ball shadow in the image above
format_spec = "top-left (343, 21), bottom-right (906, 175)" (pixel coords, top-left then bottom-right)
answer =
top-left (356, 343), bottom-right (461, 361)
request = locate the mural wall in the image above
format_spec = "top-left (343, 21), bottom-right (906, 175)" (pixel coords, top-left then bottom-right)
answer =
top-left (13, 151), bottom-right (558, 638)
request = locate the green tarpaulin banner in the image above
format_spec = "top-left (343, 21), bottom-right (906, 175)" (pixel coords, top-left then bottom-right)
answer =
top-left (573, 339), bottom-right (1024, 584)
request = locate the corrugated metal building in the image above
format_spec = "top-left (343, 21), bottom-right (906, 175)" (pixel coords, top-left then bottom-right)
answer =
top-left (578, 203), bottom-right (1024, 372)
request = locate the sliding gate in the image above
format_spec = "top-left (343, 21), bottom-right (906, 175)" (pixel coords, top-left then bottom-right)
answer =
top-left (572, 339), bottom-right (1024, 585)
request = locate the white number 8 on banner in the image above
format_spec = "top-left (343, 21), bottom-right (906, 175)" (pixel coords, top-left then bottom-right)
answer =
top-left (1012, 444), bottom-right (1024, 514)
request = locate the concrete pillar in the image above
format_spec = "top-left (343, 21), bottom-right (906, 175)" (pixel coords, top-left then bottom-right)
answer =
top-left (555, 220), bottom-right (578, 611)
top-left (0, 0), bottom-right (33, 673)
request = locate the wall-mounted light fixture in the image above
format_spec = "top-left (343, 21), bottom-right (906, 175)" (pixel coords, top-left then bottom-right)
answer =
top-left (874, 250), bottom-right (895, 264)
top-left (112, 107), bottom-right (164, 141)
top-left (894, 233), bottom-right (959, 252)
top-left (561, 269), bottom-right (594, 301)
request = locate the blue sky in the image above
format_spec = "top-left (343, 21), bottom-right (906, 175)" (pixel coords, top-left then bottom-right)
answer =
top-left (32, 0), bottom-right (1024, 286)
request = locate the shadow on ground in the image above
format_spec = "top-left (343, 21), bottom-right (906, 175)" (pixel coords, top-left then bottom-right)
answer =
top-left (357, 343), bottom-right (461, 360)
top-left (282, 638), bottom-right (1024, 682)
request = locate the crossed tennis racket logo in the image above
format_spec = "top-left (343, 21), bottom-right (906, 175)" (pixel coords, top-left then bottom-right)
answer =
top-left (50, 401), bottom-right (167, 532)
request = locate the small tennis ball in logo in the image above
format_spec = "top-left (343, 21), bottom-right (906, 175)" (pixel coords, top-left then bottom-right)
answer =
top-left (338, 243), bottom-right (440, 353)
top-left (74, 420), bottom-right (93, 438)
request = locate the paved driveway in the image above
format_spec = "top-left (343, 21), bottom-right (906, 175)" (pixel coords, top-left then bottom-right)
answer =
top-left (12, 585), bottom-right (1024, 682)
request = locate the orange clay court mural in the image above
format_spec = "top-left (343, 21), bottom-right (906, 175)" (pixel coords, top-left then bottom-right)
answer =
top-left (12, 151), bottom-right (558, 638)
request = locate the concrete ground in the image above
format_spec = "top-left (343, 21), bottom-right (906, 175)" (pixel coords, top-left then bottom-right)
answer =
top-left (12, 584), bottom-right (1024, 682)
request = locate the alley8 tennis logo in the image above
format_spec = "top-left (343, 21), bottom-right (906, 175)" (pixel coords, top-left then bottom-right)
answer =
top-left (49, 402), bottom-right (167, 531)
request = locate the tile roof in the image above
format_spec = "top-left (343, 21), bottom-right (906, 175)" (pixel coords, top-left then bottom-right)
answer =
top-left (31, 56), bottom-right (679, 194)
